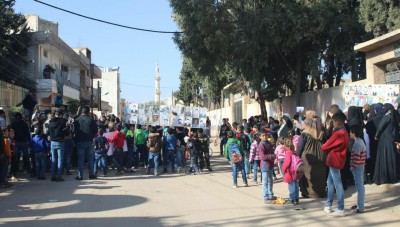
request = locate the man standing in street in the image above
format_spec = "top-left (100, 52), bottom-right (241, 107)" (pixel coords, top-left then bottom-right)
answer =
top-left (48, 109), bottom-right (67, 182)
top-left (11, 112), bottom-right (31, 176)
top-left (74, 105), bottom-right (98, 180)
top-left (219, 118), bottom-right (229, 156)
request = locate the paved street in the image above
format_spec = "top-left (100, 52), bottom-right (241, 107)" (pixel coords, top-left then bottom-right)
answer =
top-left (1, 143), bottom-right (399, 227)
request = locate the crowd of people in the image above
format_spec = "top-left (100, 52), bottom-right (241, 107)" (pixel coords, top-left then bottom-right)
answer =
top-left (218, 103), bottom-right (400, 217)
top-left (1, 99), bottom-right (400, 218)
top-left (0, 104), bottom-right (214, 187)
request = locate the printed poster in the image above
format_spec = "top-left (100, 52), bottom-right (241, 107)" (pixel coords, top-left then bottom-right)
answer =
top-left (344, 84), bottom-right (399, 107)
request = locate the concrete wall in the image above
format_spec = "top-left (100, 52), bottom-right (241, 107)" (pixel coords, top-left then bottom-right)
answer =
top-left (209, 85), bottom-right (347, 137)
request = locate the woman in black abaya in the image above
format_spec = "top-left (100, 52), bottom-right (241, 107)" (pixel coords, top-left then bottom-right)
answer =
top-left (374, 103), bottom-right (399, 184)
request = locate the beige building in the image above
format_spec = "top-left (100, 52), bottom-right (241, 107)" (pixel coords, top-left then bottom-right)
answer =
top-left (354, 29), bottom-right (400, 85)
top-left (94, 67), bottom-right (121, 118)
top-left (24, 15), bottom-right (102, 109)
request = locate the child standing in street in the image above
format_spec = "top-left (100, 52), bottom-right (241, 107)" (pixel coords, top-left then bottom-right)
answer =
top-left (94, 128), bottom-right (109, 177)
top-left (30, 128), bottom-right (49, 180)
top-left (275, 137), bottom-right (286, 179)
top-left (249, 134), bottom-right (260, 184)
top-left (259, 131), bottom-right (276, 203)
top-left (349, 125), bottom-right (366, 213)
top-left (282, 138), bottom-right (300, 205)
top-left (322, 113), bottom-right (349, 217)
top-left (225, 130), bottom-right (248, 188)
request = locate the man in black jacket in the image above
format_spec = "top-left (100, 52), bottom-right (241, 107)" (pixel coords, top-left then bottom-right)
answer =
top-left (74, 106), bottom-right (98, 180)
top-left (11, 112), bottom-right (31, 175)
top-left (48, 109), bottom-right (67, 182)
top-left (219, 118), bottom-right (229, 156)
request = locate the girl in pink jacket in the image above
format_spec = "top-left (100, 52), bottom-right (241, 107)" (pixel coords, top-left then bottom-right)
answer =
top-left (274, 137), bottom-right (286, 178)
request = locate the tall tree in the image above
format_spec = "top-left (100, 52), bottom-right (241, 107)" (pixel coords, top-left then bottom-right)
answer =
top-left (0, 0), bottom-right (35, 91)
top-left (359, 0), bottom-right (400, 37)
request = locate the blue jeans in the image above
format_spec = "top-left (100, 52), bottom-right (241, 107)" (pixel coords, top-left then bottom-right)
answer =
top-left (94, 152), bottom-right (107, 175)
top-left (244, 152), bottom-right (250, 176)
top-left (50, 141), bottom-right (64, 178)
top-left (175, 147), bottom-right (184, 168)
top-left (253, 160), bottom-right (260, 182)
top-left (351, 166), bottom-right (365, 210)
top-left (64, 148), bottom-right (72, 172)
top-left (76, 142), bottom-right (95, 178)
top-left (326, 167), bottom-right (345, 210)
top-left (148, 152), bottom-right (160, 174)
top-left (14, 141), bottom-right (30, 171)
top-left (288, 180), bottom-right (299, 201)
top-left (35, 152), bottom-right (47, 178)
top-left (232, 160), bottom-right (247, 186)
top-left (163, 149), bottom-right (177, 171)
top-left (262, 167), bottom-right (274, 200)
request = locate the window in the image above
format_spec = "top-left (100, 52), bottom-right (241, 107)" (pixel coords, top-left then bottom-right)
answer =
top-left (43, 50), bottom-right (48, 58)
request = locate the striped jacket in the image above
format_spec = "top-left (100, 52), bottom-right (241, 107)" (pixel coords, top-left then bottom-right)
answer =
top-left (249, 140), bottom-right (260, 162)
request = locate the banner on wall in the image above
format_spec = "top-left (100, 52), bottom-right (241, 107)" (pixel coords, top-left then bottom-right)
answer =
top-left (344, 84), bottom-right (399, 107)
top-left (124, 104), bottom-right (208, 128)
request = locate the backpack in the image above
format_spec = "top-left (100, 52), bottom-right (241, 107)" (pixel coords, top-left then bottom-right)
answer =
top-left (227, 141), bottom-right (243, 164)
top-left (239, 133), bottom-right (250, 151)
top-left (290, 154), bottom-right (304, 180)
top-left (96, 137), bottom-right (109, 153)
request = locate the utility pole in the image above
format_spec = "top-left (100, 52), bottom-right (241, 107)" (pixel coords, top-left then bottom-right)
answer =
top-left (98, 80), bottom-right (101, 111)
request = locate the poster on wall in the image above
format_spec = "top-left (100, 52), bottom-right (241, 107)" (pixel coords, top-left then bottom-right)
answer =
top-left (122, 102), bottom-right (208, 128)
top-left (184, 117), bottom-right (192, 127)
top-left (199, 117), bottom-right (207, 128)
top-left (151, 114), bottom-right (160, 126)
top-left (170, 106), bottom-right (184, 127)
top-left (160, 105), bottom-right (170, 127)
top-left (344, 84), bottom-right (399, 107)
top-left (138, 104), bottom-right (145, 115)
top-left (200, 108), bottom-right (207, 118)
top-left (184, 107), bottom-right (192, 117)
top-left (138, 115), bottom-right (146, 125)
top-left (193, 107), bottom-right (200, 118)
top-left (129, 103), bottom-right (138, 114)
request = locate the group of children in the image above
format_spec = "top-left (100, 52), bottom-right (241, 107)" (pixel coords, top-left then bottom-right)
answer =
top-left (224, 112), bottom-right (366, 217)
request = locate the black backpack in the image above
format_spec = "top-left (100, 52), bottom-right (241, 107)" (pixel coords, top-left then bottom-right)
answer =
top-left (238, 132), bottom-right (250, 151)
top-left (95, 137), bottom-right (109, 153)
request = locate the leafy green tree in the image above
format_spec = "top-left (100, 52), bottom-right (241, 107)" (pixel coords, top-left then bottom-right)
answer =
top-left (359, 0), bottom-right (400, 37)
top-left (0, 0), bottom-right (35, 90)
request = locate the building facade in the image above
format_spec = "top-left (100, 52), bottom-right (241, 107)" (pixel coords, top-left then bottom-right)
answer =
top-left (24, 14), bottom-right (103, 110)
top-left (94, 67), bottom-right (121, 118)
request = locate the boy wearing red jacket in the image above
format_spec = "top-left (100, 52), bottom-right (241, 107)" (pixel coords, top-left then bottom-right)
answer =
top-left (321, 113), bottom-right (349, 217)
top-left (108, 124), bottom-right (126, 175)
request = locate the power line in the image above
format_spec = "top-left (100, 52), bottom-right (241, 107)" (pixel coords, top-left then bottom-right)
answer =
top-left (33, 0), bottom-right (183, 34)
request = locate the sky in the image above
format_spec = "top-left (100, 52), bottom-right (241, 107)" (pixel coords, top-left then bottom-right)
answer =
top-left (14, 0), bottom-right (182, 104)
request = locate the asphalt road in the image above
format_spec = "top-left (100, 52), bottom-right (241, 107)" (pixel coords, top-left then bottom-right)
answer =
top-left (1, 144), bottom-right (399, 227)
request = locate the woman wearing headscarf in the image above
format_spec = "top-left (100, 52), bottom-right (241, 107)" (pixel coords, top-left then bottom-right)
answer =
top-left (374, 103), bottom-right (399, 184)
top-left (277, 115), bottom-right (293, 139)
top-left (296, 118), bottom-right (326, 198)
top-left (365, 103), bottom-right (384, 182)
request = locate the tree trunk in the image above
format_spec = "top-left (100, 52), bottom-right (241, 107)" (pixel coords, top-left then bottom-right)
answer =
top-left (351, 53), bottom-right (358, 82)
top-left (257, 90), bottom-right (267, 119)
top-left (316, 75), bottom-right (322, 90)
top-left (327, 54), bottom-right (335, 87)
top-left (295, 49), bottom-right (303, 107)
top-left (335, 60), bottom-right (343, 86)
